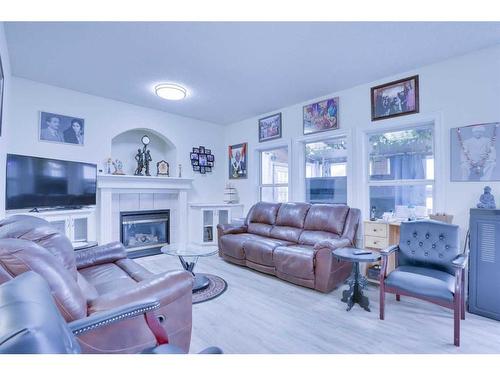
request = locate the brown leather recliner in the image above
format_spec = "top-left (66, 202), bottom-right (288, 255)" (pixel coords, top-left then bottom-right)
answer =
top-left (0, 215), bottom-right (193, 354)
top-left (217, 202), bottom-right (361, 293)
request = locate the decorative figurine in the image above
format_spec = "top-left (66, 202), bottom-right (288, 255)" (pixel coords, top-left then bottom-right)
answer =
top-left (477, 186), bottom-right (496, 209)
top-left (134, 148), bottom-right (144, 176)
top-left (178, 164), bottom-right (182, 178)
top-left (144, 150), bottom-right (152, 176)
top-left (134, 135), bottom-right (152, 176)
top-left (106, 158), bottom-right (113, 174)
top-left (157, 160), bottom-right (169, 176)
top-left (112, 159), bottom-right (125, 175)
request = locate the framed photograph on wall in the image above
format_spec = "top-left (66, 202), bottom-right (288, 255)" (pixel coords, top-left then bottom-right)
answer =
top-left (450, 122), bottom-right (500, 181)
top-left (228, 142), bottom-right (247, 179)
top-left (303, 97), bottom-right (339, 135)
top-left (39, 111), bottom-right (85, 145)
top-left (258, 112), bottom-right (282, 142)
top-left (371, 75), bottom-right (419, 121)
top-left (0, 54), bottom-right (4, 137)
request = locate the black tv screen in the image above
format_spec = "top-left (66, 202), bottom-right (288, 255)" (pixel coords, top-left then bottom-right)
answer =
top-left (6, 154), bottom-right (97, 210)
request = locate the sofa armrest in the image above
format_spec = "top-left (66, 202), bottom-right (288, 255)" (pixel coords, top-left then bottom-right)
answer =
top-left (69, 300), bottom-right (160, 336)
top-left (313, 238), bottom-right (351, 251)
top-left (88, 270), bottom-right (193, 314)
top-left (217, 223), bottom-right (248, 236)
top-left (75, 241), bottom-right (127, 269)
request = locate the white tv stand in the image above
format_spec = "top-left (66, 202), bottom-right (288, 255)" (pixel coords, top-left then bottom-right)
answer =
top-left (7, 207), bottom-right (97, 246)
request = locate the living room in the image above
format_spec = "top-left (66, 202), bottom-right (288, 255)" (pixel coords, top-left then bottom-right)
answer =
top-left (1, 1), bottom-right (500, 372)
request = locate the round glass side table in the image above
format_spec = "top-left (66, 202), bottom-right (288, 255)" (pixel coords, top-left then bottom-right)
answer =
top-left (161, 244), bottom-right (218, 292)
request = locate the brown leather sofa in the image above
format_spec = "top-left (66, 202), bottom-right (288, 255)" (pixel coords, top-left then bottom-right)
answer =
top-left (0, 215), bottom-right (192, 354)
top-left (217, 202), bottom-right (360, 293)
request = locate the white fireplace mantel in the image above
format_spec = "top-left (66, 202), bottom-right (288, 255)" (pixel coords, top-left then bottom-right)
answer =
top-left (97, 174), bottom-right (193, 192)
top-left (97, 174), bottom-right (193, 245)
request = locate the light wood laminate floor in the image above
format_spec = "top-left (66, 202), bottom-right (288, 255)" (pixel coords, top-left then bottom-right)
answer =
top-left (136, 254), bottom-right (500, 354)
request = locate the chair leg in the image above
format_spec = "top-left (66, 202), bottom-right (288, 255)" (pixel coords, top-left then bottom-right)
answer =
top-left (454, 296), bottom-right (460, 347)
top-left (379, 284), bottom-right (385, 320)
top-left (396, 294), bottom-right (400, 301)
top-left (461, 271), bottom-right (466, 320)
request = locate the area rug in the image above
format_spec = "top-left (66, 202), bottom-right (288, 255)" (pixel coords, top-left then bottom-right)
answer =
top-left (192, 273), bottom-right (228, 304)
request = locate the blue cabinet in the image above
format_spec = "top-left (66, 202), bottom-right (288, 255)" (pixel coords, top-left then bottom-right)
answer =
top-left (469, 208), bottom-right (500, 320)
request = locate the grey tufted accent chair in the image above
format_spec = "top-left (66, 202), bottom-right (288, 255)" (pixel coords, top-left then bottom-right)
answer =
top-left (379, 220), bottom-right (468, 346)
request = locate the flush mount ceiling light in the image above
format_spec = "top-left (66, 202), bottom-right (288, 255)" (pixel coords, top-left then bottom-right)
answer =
top-left (154, 83), bottom-right (187, 101)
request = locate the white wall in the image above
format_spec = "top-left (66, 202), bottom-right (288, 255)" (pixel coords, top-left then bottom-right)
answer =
top-left (0, 23), bottom-right (12, 217)
top-left (5, 77), bottom-right (226, 208)
top-left (224, 44), bottom-right (500, 239)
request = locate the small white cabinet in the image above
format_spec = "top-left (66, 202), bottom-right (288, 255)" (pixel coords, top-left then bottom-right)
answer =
top-left (12, 208), bottom-right (97, 245)
top-left (189, 203), bottom-right (244, 246)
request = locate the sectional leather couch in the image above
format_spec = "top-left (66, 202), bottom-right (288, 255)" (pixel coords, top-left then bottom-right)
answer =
top-left (217, 202), bottom-right (360, 293)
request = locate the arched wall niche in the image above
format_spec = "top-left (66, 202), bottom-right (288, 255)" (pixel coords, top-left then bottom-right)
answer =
top-left (111, 128), bottom-right (177, 175)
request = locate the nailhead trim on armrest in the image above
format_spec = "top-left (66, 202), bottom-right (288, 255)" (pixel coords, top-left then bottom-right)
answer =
top-left (72, 301), bottom-right (161, 336)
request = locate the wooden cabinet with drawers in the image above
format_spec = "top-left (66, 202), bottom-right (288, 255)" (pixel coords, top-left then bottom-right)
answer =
top-left (363, 220), bottom-right (401, 283)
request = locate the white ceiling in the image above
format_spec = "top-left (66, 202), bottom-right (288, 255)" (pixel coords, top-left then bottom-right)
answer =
top-left (5, 22), bottom-right (500, 125)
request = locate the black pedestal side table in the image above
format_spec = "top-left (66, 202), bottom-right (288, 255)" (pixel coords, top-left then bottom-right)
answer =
top-left (161, 244), bottom-right (218, 292)
top-left (333, 247), bottom-right (381, 312)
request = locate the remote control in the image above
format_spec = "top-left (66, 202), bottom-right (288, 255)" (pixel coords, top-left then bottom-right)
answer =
top-left (354, 251), bottom-right (371, 255)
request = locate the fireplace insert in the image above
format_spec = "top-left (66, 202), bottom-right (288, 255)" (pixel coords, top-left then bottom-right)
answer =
top-left (120, 210), bottom-right (170, 258)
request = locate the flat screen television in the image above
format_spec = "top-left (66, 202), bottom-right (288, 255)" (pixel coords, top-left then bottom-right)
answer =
top-left (6, 154), bottom-right (97, 210)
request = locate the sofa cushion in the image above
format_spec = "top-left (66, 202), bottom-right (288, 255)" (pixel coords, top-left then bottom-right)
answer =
top-left (219, 233), bottom-right (264, 260)
top-left (78, 263), bottom-right (137, 295)
top-left (247, 223), bottom-right (274, 237)
top-left (303, 204), bottom-right (350, 235)
top-left (243, 238), bottom-right (294, 267)
top-left (273, 245), bottom-right (316, 280)
top-left (270, 226), bottom-right (303, 243)
top-left (247, 202), bottom-right (280, 225)
top-left (385, 265), bottom-right (455, 302)
top-left (298, 230), bottom-right (340, 246)
top-left (275, 202), bottom-right (310, 228)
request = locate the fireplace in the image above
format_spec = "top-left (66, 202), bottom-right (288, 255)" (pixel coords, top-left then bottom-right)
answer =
top-left (120, 210), bottom-right (170, 258)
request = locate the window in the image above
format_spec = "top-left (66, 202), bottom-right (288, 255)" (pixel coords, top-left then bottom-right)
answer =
top-left (260, 147), bottom-right (289, 202)
top-left (305, 137), bottom-right (347, 204)
top-left (367, 125), bottom-right (434, 219)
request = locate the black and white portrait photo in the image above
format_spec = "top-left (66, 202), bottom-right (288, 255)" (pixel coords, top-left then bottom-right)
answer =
top-left (39, 111), bottom-right (85, 145)
top-left (451, 123), bottom-right (500, 181)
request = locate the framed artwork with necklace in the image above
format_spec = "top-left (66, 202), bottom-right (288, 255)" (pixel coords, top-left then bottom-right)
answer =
top-left (450, 122), bottom-right (500, 181)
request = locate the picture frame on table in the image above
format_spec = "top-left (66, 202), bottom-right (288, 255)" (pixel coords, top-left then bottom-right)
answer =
top-left (258, 112), bottom-right (282, 142)
top-left (303, 97), bottom-right (339, 135)
top-left (371, 75), bottom-right (419, 121)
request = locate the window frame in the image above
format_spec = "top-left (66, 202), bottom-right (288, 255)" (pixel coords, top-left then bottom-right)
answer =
top-left (295, 129), bottom-right (353, 206)
top-left (365, 122), bottom-right (436, 217)
top-left (257, 142), bottom-right (290, 203)
top-left (303, 135), bottom-right (349, 204)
